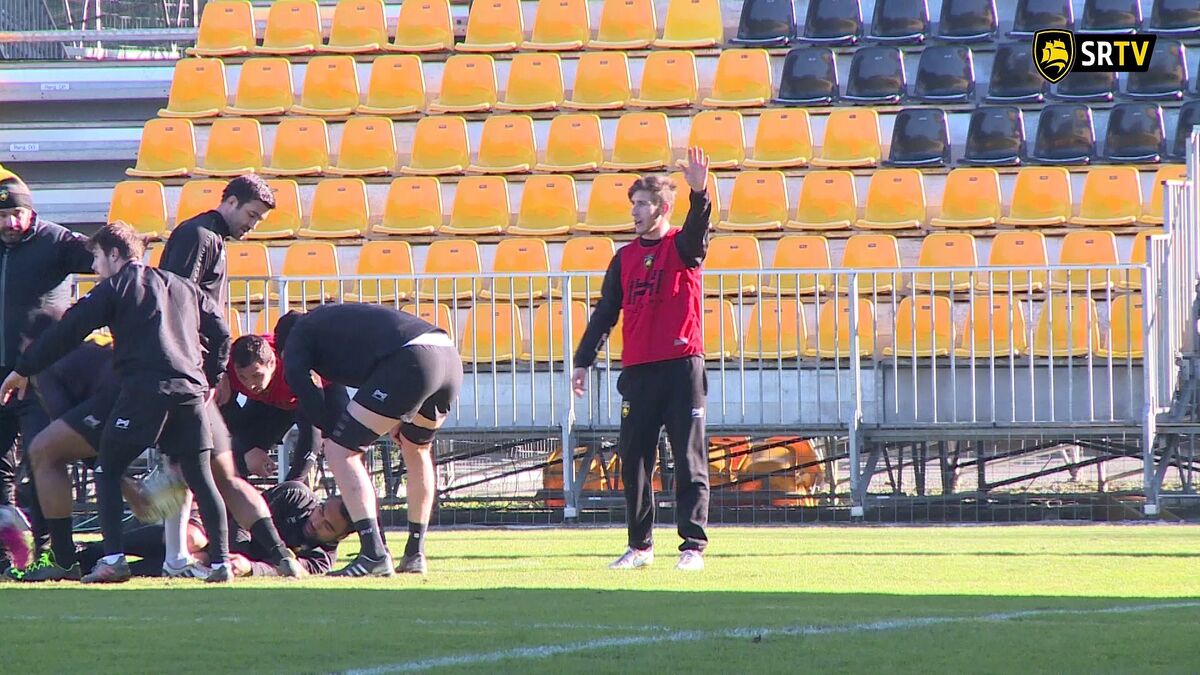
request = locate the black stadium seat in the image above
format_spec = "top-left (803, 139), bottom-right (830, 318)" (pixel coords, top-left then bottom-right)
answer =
top-left (731, 0), bottom-right (796, 47)
top-left (1103, 103), bottom-right (1166, 163)
top-left (1080, 0), bottom-right (1141, 32)
top-left (934, 0), bottom-right (998, 42)
top-left (1148, 0), bottom-right (1200, 35)
top-left (1009, 0), bottom-right (1074, 38)
top-left (1052, 71), bottom-right (1117, 103)
top-left (985, 42), bottom-right (1047, 103)
top-left (962, 106), bottom-right (1025, 166)
top-left (912, 45), bottom-right (975, 103)
top-left (1030, 104), bottom-right (1096, 165)
top-left (886, 108), bottom-right (950, 167)
top-left (867, 0), bottom-right (929, 44)
top-left (1123, 39), bottom-right (1188, 101)
top-left (842, 46), bottom-right (906, 104)
top-left (1167, 101), bottom-right (1200, 162)
top-left (774, 47), bottom-right (839, 105)
top-left (797, 0), bottom-right (863, 46)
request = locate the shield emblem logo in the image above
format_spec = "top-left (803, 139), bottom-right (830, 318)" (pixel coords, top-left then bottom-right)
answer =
top-left (1033, 29), bottom-right (1075, 84)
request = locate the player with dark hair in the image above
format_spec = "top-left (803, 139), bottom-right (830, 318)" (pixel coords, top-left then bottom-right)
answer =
top-left (0, 221), bottom-right (234, 583)
top-left (571, 148), bottom-right (713, 571)
top-left (274, 304), bottom-right (462, 577)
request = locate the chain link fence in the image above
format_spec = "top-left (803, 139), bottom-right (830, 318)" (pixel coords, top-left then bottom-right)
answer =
top-left (1, 0), bottom-right (198, 60)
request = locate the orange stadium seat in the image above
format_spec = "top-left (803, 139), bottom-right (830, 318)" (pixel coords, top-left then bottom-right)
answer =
top-left (127, 119), bottom-right (196, 178)
top-left (702, 298), bottom-right (740, 360)
top-left (175, 179), bottom-right (225, 224)
top-left (195, 118), bottom-right (263, 177)
top-left (273, 242), bottom-right (342, 303)
top-left (299, 177), bottom-right (368, 238)
top-left (1030, 294), bottom-right (1101, 358)
top-left (911, 232), bottom-right (977, 292)
top-left (255, 0), bottom-right (322, 54)
top-left (1097, 294), bottom-right (1145, 360)
top-left (401, 116), bottom-right (469, 175)
top-left (346, 240), bottom-right (415, 303)
top-left (224, 58), bottom-right (294, 116)
top-left (440, 176), bottom-right (511, 235)
top-left (481, 238), bottom-right (552, 302)
top-left (460, 303), bottom-right (524, 363)
top-left (718, 170), bottom-right (788, 232)
top-left (668, 171), bottom-right (720, 228)
top-left (1069, 167), bottom-right (1142, 227)
top-left (704, 235), bottom-right (761, 296)
top-left (245, 178), bottom-right (302, 240)
top-left (685, 111), bottom-right (746, 169)
top-left (1117, 229), bottom-right (1155, 292)
top-left (811, 109), bottom-right (882, 168)
top-left (1140, 165), bottom-right (1186, 225)
top-left (458, 0), bottom-right (524, 52)
top-left (761, 235), bottom-right (831, 296)
top-left (388, 0), bottom-right (455, 52)
top-left (841, 233), bottom-right (901, 295)
top-left (703, 49), bottom-right (772, 107)
top-left (291, 55), bottom-right (360, 116)
top-left (417, 240), bottom-right (481, 300)
top-left (357, 54), bottom-right (427, 115)
top-left (603, 112), bottom-right (672, 171)
top-left (856, 169), bottom-right (926, 230)
top-left (321, 0), bottom-right (388, 53)
top-left (468, 114), bottom-right (537, 174)
top-left (564, 52), bottom-right (631, 110)
top-left (1050, 230), bottom-right (1119, 291)
top-left (428, 55), bottom-right (498, 113)
top-left (805, 297), bottom-right (876, 358)
top-left (498, 53), bottom-right (565, 111)
top-left (558, 236), bottom-right (615, 300)
top-left (955, 296), bottom-right (1029, 359)
top-left (524, 301), bottom-right (590, 362)
top-left (744, 109), bottom-right (812, 169)
top-left (375, 177), bottom-right (443, 236)
top-left (509, 175), bottom-right (577, 236)
top-left (592, 0), bottom-right (657, 49)
top-left (884, 295), bottom-right (955, 358)
top-left (188, 0), bottom-right (255, 56)
top-left (741, 298), bottom-right (808, 360)
top-left (536, 114), bottom-right (604, 172)
top-left (655, 0), bottom-right (723, 48)
top-left (400, 302), bottom-right (456, 340)
top-left (524, 0), bottom-right (591, 50)
top-left (226, 241), bottom-right (271, 304)
top-left (630, 51), bottom-right (698, 108)
top-left (929, 168), bottom-right (1002, 229)
top-left (979, 231), bottom-right (1048, 293)
top-left (999, 167), bottom-right (1072, 227)
top-left (328, 116), bottom-right (396, 176)
top-left (263, 117), bottom-right (329, 176)
top-left (108, 181), bottom-right (168, 239)
top-left (578, 174), bottom-right (636, 233)
top-left (787, 170), bottom-right (856, 231)
top-left (159, 58), bottom-right (227, 118)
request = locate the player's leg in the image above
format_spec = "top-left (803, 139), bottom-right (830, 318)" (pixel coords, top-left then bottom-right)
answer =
top-left (159, 399), bottom-right (231, 583)
top-left (662, 357), bottom-right (709, 571)
top-left (20, 420), bottom-right (97, 580)
top-left (611, 365), bottom-right (664, 569)
top-left (0, 406), bottom-right (22, 573)
top-left (16, 398), bottom-right (51, 559)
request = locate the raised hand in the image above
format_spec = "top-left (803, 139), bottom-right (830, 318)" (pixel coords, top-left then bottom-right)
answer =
top-left (682, 146), bottom-right (710, 193)
top-left (0, 372), bottom-right (28, 405)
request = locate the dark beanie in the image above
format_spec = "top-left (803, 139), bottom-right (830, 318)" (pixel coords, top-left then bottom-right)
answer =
top-left (0, 178), bottom-right (33, 211)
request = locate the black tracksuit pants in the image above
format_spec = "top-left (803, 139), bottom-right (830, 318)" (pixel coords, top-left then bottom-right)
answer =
top-left (616, 356), bottom-right (709, 552)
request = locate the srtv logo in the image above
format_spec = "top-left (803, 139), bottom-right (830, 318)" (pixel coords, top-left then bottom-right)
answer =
top-left (1033, 30), bottom-right (1156, 84)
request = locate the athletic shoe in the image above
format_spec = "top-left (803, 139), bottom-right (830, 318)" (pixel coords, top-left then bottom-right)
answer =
top-left (204, 564), bottom-right (234, 584)
top-left (81, 558), bottom-right (132, 584)
top-left (1, 560), bottom-right (19, 582)
top-left (162, 558), bottom-right (210, 580)
top-left (675, 550), bottom-right (704, 571)
top-left (328, 553), bottom-right (395, 578)
top-left (19, 551), bottom-right (81, 582)
top-left (608, 547), bottom-right (654, 570)
top-left (396, 553), bottom-right (427, 575)
top-left (275, 552), bottom-right (305, 578)
top-left (0, 504), bottom-right (34, 570)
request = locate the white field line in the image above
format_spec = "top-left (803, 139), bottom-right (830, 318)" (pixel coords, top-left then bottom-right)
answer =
top-left (344, 601), bottom-right (1200, 675)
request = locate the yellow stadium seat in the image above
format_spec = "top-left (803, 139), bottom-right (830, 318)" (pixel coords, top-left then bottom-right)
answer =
top-left (912, 232), bottom-right (977, 292)
top-left (761, 235), bottom-right (831, 296)
top-left (744, 109), bottom-right (812, 169)
top-left (291, 55), bottom-right (360, 116)
top-left (195, 118), bottom-right (263, 177)
top-left (559, 236), bottom-right (615, 300)
top-left (388, 0), bottom-right (454, 52)
top-left (274, 242), bottom-right (342, 303)
top-left (108, 181), bottom-right (167, 240)
top-left (428, 55), bottom-right (498, 113)
top-left (175, 179), bottom-right (225, 224)
top-left (357, 54), bottom-right (426, 115)
top-left (440, 176), bottom-right (510, 235)
top-left (979, 231), bottom-right (1048, 293)
top-left (1050, 230), bottom-right (1119, 291)
top-left (598, 314), bottom-right (624, 362)
top-left (400, 116), bottom-right (469, 176)
top-left (74, 275), bottom-right (99, 297)
top-left (805, 297), bottom-right (875, 358)
top-left (510, 175), bottom-right (577, 236)
top-left (929, 168), bottom-right (1002, 229)
top-left (299, 177), bottom-right (368, 238)
top-left (263, 117), bottom-right (329, 176)
top-left (955, 296), bottom-right (1028, 359)
top-left (668, 171), bottom-right (721, 228)
top-left (328, 116), bottom-right (395, 176)
top-left (841, 233), bottom-right (901, 295)
top-left (704, 235), bottom-right (761, 296)
top-left (417, 240), bottom-right (481, 300)
top-left (564, 52), bottom-right (631, 111)
top-left (187, 0), bottom-right (255, 56)
top-left (320, 0), bottom-right (387, 53)
top-left (522, 0), bottom-right (589, 50)
top-left (684, 111), bottom-right (745, 170)
top-left (604, 112), bottom-right (672, 171)
top-left (244, 178), bottom-right (302, 240)
top-left (252, 305), bottom-right (287, 335)
top-left (498, 53), bottom-right (565, 112)
top-left (741, 298), bottom-right (808, 360)
top-left (703, 49), bottom-right (772, 108)
top-left (856, 169), bottom-right (925, 230)
top-left (1098, 294), bottom-right (1144, 360)
top-left (536, 114), bottom-right (603, 173)
top-left (460, 303), bottom-right (524, 363)
top-left (224, 57), bottom-right (294, 116)
top-left (468, 114), bottom-right (537, 174)
top-left (1116, 229), bottom-right (1155, 291)
top-left (578, 174), bottom-right (636, 233)
top-left (457, 0), bottom-right (524, 52)
top-left (630, 51), bottom-right (697, 108)
top-left (226, 307), bottom-right (244, 341)
top-left (374, 177), bottom-right (443, 236)
top-left (400, 302), bottom-right (456, 341)
top-left (480, 237), bottom-right (552, 302)
top-left (592, 0), bottom-right (656, 49)
top-left (1030, 294), bottom-right (1101, 358)
top-left (811, 109), bottom-right (881, 168)
top-left (885, 295), bottom-right (955, 358)
top-left (1140, 165), bottom-right (1186, 225)
top-left (787, 170), bottom-right (856, 231)
top-left (524, 301), bottom-right (589, 362)
top-left (1069, 167), bottom-right (1142, 227)
top-left (999, 167), bottom-right (1072, 227)
top-left (159, 58), bottom-right (227, 118)
top-left (345, 240), bottom-right (415, 304)
top-left (655, 0), bottom-right (722, 48)
top-left (256, 0), bottom-right (321, 54)
top-left (702, 298), bottom-right (739, 360)
top-left (226, 241), bottom-right (271, 304)
top-left (127, 119), bottom-right (196, 178)
top-left (718, 170), bottom-right (787, 232)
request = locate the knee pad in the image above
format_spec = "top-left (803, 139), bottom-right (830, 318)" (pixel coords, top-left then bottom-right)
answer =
top-left (395, 422), bottom-right (437, 447)
top-left (328, 411), bottom-right (379, 451)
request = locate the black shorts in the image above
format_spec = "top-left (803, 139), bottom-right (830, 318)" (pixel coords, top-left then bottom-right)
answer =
top-left (59, 384), bottom-right (120, 451)
top-left (100, 388), bottom-right (213, 457)
top-left (337, 344), bottom-right (463, 447)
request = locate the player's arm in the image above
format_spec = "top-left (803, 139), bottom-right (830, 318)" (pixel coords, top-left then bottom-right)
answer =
top-left (16, 281), bottom-right (114, 378)
top-left (56, 228), bottom-right (98, 275)
top-left (282, 334), bottom-right (328, 431)
top-left (674, 147), bottom-right (713, 268)
top-left (572, 255), bottom-right (623, 371)
top-left (196, 290), bottom-right (232, 387)
top-left (158, 224), bottom-right (208, 283)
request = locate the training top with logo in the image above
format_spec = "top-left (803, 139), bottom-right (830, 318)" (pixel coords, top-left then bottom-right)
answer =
top-left (158, 210), bottom-right (230, 308)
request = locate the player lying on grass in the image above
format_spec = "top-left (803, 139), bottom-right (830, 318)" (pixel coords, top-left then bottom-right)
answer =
top-left (275, 303), bottom-right (462, 577)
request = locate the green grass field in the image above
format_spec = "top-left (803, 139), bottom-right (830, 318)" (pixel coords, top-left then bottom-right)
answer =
top-left (3, 525), bottom-right (1199, 673)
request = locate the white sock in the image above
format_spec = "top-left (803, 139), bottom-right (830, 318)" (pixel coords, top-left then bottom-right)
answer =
top-left (99, 554), bottom-right (125, 566)
top-left (210, 562), bottom-right (228, 570)
top-left (163, 491), bottom-right (194, 567)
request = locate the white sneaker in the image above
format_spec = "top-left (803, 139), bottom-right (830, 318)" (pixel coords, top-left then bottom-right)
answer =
top-left (162, 558), bottom-right (210, 580)
top-left (608, 547), bottom-right (654, 570)
top-left (675, 550), bottom-right (704, 571)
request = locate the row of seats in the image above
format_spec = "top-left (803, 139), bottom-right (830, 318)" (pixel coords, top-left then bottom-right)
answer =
top-left (110, 165), bottom-right (1183, 241)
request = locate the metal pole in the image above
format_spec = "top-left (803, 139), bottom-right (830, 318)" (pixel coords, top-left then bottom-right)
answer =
top-left (847, 273), bottom-right (864, 517)
top-left (560, 274), bottom-right (578, 520)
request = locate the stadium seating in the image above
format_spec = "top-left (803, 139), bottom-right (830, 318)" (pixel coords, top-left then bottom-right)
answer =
top-left (999, 167), bottom-right (1072, 227)
top-left (428, 55), bottom-right (498, 113)
top-left (246, 179), bottom-right (302, 239)
top-left (357, 55), bottom-right (426, 115)
top-left (127, 118), bottom-right (196, 177)
top-left (732, 0), bottom-right (795, 47)
top-left (761, 235), bottom-right (831, 295)
top-left (718, 171), bottom-right (787, 232)
top-left (980, 231), bottom-right (1048, 293)
top-left (1098, 295), bottom-right (1145, 360)
top-left (702, 49), bottom-right (772, 108)
top-left (400, 302), bottom-right (455, 340)
top-left (603, 112), bottom-right (672, 170)
top-left (685, 110), bottom-right (746, 169)
top-left (743, 109), bottom-right (812, 168)
top-left (1149, 0), bottom-right (1200, 32)
top-left (741, 298), bottom-right (808, 360)
top-left (787, 170), bottom-right (856, 231)
top-left (321, 0), bottom-right (387, 53)
top-left (1080, 0), bottom-right (1142, 32)
top-left (263, 117), bottom-right (329, 176)
top-left (417, 239), bottom-right (481, 300)
top-left (1103, 103), bottom-right (1166, 163)
top-left (441, 176), bottom-right (510, 235)
top-left (798, 0), bottom-right (863, 45)
top-left (388, 0), bottom-right (454, 52)
top-left (806, 297), bottom-right (875, 358)
top-left (498, 54), bottom-right (564, 112)
top-left (775, 47), bottom-right (839, 105)
top-left (701, 298), bottom-right (739, 360)
top-left (159, 58), bottom-right (226, 118)
top-left (912, 45), bottom-right (976, 103)
top-left (224, 58), bottom-right (294, 116)
top-left (1168, 102), bottom-right (1200, 162)
top-left (885, 296), bottom-right (955, 358)
top-left (1069, 167), bottom-right (1142, 226)
top-left (291, 55), bottom-right (360, 116)
top-left (856, 169), bottom-right (926, 230)
top-left (523, 0), bottom-right (590, 51)
top-left (630, 51), bottom-right (698, 108)
top-left (525, 301), bottom-right (589, 363)
top-left (273, 241), bottom-right (341, 303)
top-left (401, 116), bottom-right (469, 175)
top-left (1124, 39), bottom-right (1187, 100)
top-left (842, 234), bottom-right (902, 294)
top-left (985, 42), bottom-right (1046, 103)
top-left (558, 236), bottom-right (615, 300)
top-left (195, 118), bottom-right (263, 177)
top-left (1117, 230), bottom-right (1154, 291)
top-left (564, 53), bottom-right (631, 110)
top-left (655, 0), bottom-right (723, 49)
top-left (458, 0), bottom-right (524, 52)
top-left (508, 175), bottom-right (577, 236)
top-left (591, 0), bottom-right (657, 49)
top-left (868, 0), bottom-right (930, 43)
top-left (328, 116), bottom-right (396, 176)
top-left (911, 232), bottom-right (977, 292)
top-left (1031, 294), bottom-right (1101, 358)
top-left (300, 177), bottom-right (368, 238)
top-left (460, 303), bottom-right (523, 363)
top-left (935, 0), bottom-right (998, 41)
top-left (1030, 104), bottom-right (1096, 165)
top-left (108, 181), bottom-right (167, 239)
top-left (227, 307), bottom-right (244, 340)
top-left (226, 242), bottom-right (271, 304)
top-left (537, 114), bottom-right (604, 172)
top-left (961, 106), bottom-right (1025, 166)
top-left (1054, 71), bottom-right (1117, 103)
top-left (668, 171), bottom-right (721, 227)
top-left (704, 235), bottom-right (761, 296)
top-left (842, 46), bottom-right (906, 104)
top-left (811, 109), bottom-right (881, 167)
top-left (955, 296), bottom-right (1028, 358)
top-left (578, 173), bottom-right (636, 233)
top-left (468, 114), bottom-right (537, 174)
top-left (187, 0), bottom-right (255, 56)
top-left (480, 238), bottom-right (551, 302)
top-left (1050, 230), bottom-right (1119, 291)
top-left (1141, 165), bottom-right (1188, 225)
top-left (255, 0), bottom-right (321, 55)
top-left (176, 179), bottom-right (225, 223)
top-left (1009, 0), bottom-right (1073, 38)
top-left (886, 108), bottom-right (950, 167)
top-left (375, 176), bottom-right (443, 235)
top-left (929, 168), bottom-right (1002, 228)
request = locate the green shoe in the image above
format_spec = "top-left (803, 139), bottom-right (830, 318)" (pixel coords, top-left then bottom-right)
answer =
top-left (19, 551), bottom-right (81, 582)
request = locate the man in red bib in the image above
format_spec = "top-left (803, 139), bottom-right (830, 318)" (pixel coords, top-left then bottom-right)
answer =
top-left (572, 148), bottom-right (712, 572)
